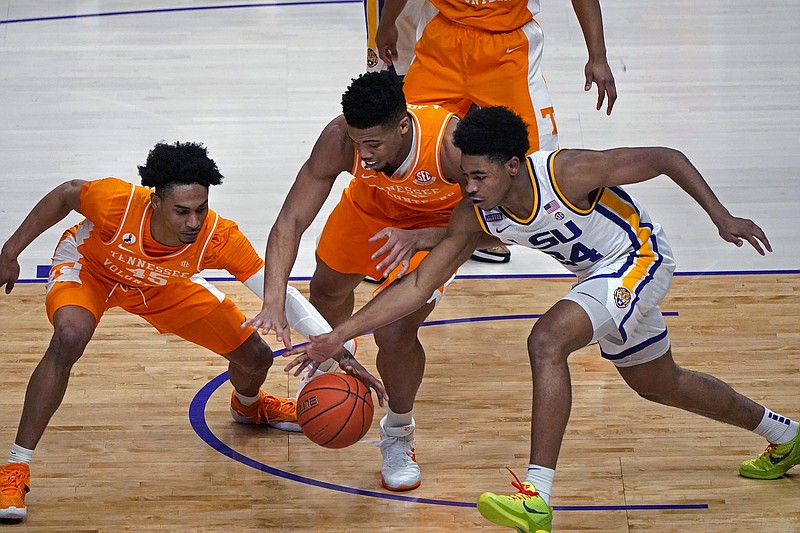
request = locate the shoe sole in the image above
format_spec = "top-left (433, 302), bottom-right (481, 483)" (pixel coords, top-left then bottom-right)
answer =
top-left (469, 252), bottom-right (511, 264)
top-left (738, 464), bottom-right (796, 480)
top-left (269, 421), bottom-right (302, 433)
top-left (380, 475), bottom-right (421, 492)
top-left (477, 497), bottom-right (549, 533)
top-left (0, 507), bottom-right (26, 520)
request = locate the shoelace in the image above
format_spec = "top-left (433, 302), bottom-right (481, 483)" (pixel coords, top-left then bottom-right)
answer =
top-left (377, 436), bottom-right (414, 468)
top-left (0, 469), bottom-right (27, 495)
top-left (505, 467), bottom-right (539, 500)
top-left (262, 395), bottom-right (297, 420)
top-left (758, 443), bottom-right (778, 460)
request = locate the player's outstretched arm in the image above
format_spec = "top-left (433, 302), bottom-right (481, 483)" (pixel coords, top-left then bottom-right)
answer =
top-left (0, 180), bottom-right (84, 294)
top-left (557, 147), bottom-right (772, 255)
top-left (245, 118), bottom-right (352, 342)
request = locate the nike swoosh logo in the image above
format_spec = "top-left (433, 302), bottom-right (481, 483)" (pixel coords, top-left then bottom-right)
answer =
top-left (522, 500), bottom-right (548, 515)
top-left (118, 244), bottom-right (135, 253)
top-left (506, 45), bottom-right (524, 54)
top-left (770, 446), bottom-right (795, 465)
top-left (496, 225), bottom-right (512, 233)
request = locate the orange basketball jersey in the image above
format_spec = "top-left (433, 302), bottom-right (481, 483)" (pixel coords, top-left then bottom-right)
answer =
top-left (57, 177), bottom-right (263, 288)
top-left (345, 103), bottom-right (462, 221)
top-left (429, 0), bottom-right (539, 31)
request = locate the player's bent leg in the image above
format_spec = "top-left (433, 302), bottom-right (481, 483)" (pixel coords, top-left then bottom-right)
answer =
top-left (476, 469), bottom-right (552, 533)
top-left (739, 426), bottom-right (800, 480)
top-left (5, 305), bottom-right (97, 521)
top-left (170, 301), bottom-right (300, 432)
top-left (224, 333), bottom-right (301, 432)
top-left (616, 349), bottom-right (764, 430)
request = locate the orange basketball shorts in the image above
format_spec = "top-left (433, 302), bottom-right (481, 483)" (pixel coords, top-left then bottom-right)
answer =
top-left (403, 13), bottom-right (558, 152)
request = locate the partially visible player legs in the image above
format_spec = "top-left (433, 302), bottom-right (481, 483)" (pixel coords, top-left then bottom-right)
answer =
top-left (617, 350), bottom-right (800, 479)
top-left (373, 300), bottom-right (436, 491)
top-left (169, 297), bottom-right (300, 432)
top-left (477, 300), bottom-right (592, 532)
top-left (1, 305), bottom-right (97, 521)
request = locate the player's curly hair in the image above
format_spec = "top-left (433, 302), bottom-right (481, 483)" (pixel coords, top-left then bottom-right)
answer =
top-left (138, 141), bottom-right (223, 196)
top-left (341, 71), bottom-right (407, 129)
top-left (453, 106), bottom-right (530, 164)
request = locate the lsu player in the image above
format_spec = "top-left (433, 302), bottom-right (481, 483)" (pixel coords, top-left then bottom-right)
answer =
top-left (0, 142), bottom-right (383, 521)
top-left (245, 71), bottom-right (501, 492)
top-left (290, 107), bottom-right (797, 532)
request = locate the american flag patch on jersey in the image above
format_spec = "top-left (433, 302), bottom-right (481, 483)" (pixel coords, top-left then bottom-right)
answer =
top-left (544, 200), bottom-right (561, 214)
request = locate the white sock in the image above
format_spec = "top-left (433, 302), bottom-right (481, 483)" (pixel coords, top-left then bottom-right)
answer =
top-left (526, 464), bottom-right (555, 505)
top-left (384, 408), bottom-right (413, 428)
top-left (753, 408), bottom-right (798, 444)
top-left (8, 443), bottom-right (34, 465)
top-left (235, 391), bottom-right (261, 407)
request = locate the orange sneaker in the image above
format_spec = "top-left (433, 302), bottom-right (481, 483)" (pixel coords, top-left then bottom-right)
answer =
top-left (230, 390), bottom-right (300, 432)
top-left (0, 462), bottom-right (30, 521)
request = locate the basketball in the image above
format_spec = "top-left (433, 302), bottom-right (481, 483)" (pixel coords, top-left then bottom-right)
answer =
top-left (296, 372), bottom-right (374, 449)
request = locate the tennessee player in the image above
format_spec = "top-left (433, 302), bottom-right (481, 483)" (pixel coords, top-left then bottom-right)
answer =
top-left (245, 71), bottom-right (499, 492)
top-left (291, 107), bottom-right (796, 532)
top-left (376, 0), bottom-right (617, 154)
top-left (0, 141), bottom-right (383, 521)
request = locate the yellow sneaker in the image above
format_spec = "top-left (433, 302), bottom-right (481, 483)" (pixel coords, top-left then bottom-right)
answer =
top-left (0, 462), bottom-right (30, 521)
top-left (476, 469), bottom-right (552, 532)
top-left (230, 390), bottom-right (300, 432)
top-left (739, 426), bottom-right (800, 480)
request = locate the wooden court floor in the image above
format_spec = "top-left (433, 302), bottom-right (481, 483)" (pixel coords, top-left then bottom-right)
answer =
top-left (1, 275), bottom-right (798, 532)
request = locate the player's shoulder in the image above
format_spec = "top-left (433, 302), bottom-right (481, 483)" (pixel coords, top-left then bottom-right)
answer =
top-left (308, 115), bottom-right (354, 172)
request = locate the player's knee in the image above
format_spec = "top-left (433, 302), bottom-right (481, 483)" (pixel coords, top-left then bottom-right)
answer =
top-left (373, 324), bottom-right (418, 353)
top-left (526, 328), bottom-right (563, 369)
top-left (46, 327), bottom-right (92, 367)
top-left (227, 336), bottom-right (273, 374)
top-left (308, 277), bottom-right (349, 305)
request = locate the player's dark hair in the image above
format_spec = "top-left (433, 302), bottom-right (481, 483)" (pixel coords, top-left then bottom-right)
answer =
top-left (341, 71), bottom-right (407, 129)
top-left (453, 106), bottom-right (530, 164)
top-left (138, 141), bottom-right (223, 197)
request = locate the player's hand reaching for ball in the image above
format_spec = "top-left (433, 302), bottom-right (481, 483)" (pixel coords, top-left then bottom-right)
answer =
top-left (284, 337), bottom-right (388, 406)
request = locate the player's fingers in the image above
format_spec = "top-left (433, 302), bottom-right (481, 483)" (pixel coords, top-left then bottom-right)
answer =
top-left (605, 84), bottom-right (618, 115)
top-left (284, 353), bottom-right (310, 375)
top-left (595, 83), bottom-right (606, 111)
top-left (744, 235), bottom-right (765, 256)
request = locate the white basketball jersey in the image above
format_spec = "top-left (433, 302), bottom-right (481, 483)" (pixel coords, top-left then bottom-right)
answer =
top-left (474, 150), bottom-right (675, 281)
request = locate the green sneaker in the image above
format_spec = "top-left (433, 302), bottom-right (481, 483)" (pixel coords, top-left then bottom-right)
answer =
top-left (476, 469), bottom-right (552, 533)
top-left (739, 426), bottom-right (800, 480)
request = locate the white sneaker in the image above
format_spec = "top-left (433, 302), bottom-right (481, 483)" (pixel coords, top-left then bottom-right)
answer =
top-left (378, 416), bottom-right (421, 491)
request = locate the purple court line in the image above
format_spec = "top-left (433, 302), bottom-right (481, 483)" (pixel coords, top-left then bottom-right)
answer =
top-left (189, 337), bottom-right (706, 512)
top-left (19, 267), bottom-right (800, 284)
top-left (0, 0), bottom-right (360, 25)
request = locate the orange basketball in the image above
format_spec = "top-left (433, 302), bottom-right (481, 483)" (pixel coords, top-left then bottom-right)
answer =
top-left (296, 373), bottom-right (374, 449)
